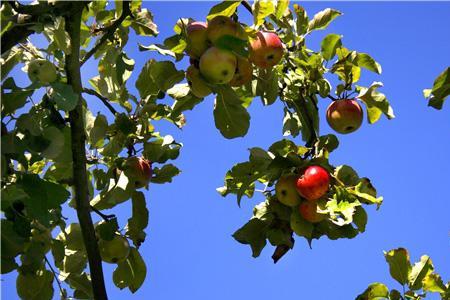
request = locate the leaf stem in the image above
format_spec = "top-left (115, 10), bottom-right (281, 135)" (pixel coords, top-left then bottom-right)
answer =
top-left (44, 255), bottom-right (65, 297)
top-left (83, 88), bottom-right (118, 115)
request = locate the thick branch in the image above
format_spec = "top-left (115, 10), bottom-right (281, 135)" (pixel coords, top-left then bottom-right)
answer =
top-left (80, 1), bottom-right (132, 66)
top-left (64, 4), bottom-right (108, 300)
top-left (83, 88), bottom-right (118, 115)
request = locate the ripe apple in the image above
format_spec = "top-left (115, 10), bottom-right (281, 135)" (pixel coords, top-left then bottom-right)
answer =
top-left (124, 157), bottom-right (152, 188)
top-left (27, 59), bottom-right (57, 84)
top-left (249, 31), bottom-right (284, 69)
top-left (296, 166), bottom-right (330, 201)
top-left (275, 175), bottom-right (301, 207)
top-left (199, 47), bottom-right (237, 84)
top-left (186, 21), bottom-right (209, 59)
top-left (326, 99), bottom-right (363, 134)
top-left (299, 201), bottom-right (326, 223)
top-left (186, 65), bottom-right (212, 98)
top-left (206, 16), bottom-right (246, 45)
top-left (98, 235), bottom-right (130, 264)
top-left (230, 56), bottom-right (253, 86)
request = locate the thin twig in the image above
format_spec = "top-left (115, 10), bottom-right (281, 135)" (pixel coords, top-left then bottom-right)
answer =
top-left (80, 1), bottom-right (132, 66)
top-left (241, 0), bottom-right (253, 14)
top-left (44, 256), bottom-right (65, 297)
top-left (327, 95), bottom-right (338, 101)
top-left (83, 88), bottom-right (118, 115)
top-left (90, 205), bottom-right (116, 221)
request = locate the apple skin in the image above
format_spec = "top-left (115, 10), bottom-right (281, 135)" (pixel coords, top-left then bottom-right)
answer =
top-left (124, 157), bottom-right (152, 188)
top-left (27, 59), bottom-right (57, 84)
top-left (206, 16), bottom-right (246, 45)
top-left (199, 47), bottom-right (237, 84)
top-left (299, 201), bottom-right (325, 223)
top-left (186, 65), bottom-right (212, 98)
top-left (275, 175), bottom-right (301, 207)
top-left (326, 99), bottom-right (363, 134)
top-left (296, 166), bottom-right (330, 201)
top-left (249, 31), bottom-right (284, 69)
top-left (230, 56), bottom-right (253, 87)
top-left (186, 21), bottom-right (209, 59)
top-left (98, 235), bottom-right (130, 264)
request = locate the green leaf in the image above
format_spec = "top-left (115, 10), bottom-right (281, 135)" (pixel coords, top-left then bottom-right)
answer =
top-left (426, 67), bottom-right (450, 109)
top-left (207, 1), bottom-right (242, 21)
top-left (115, 53), bottom-right (135, 86)
top-left (321, 34), bottom-right (342, 61)
top-left (384, 248), bottom-right (412, 286)
top-left (213, 87), bottom-right (250, 139)
top-left (326, 196), bottom-right (360, 226)
top-left (350, 178), bottom-right (383, 207)
top-left (316, 134), bottom-right (339, 154)
top-left (63, 272), bottom-right (93, 299)
top-left (169, 84), bottom-right (204, 118)
top-left (334, 165), bottom-right (359, 186)
top-left (41, 126), bottom-right (65, 159)
top-left (113, 248), bottom-right (147, 293)
top-left (1, 78), bottom-right (33, 114)
top-left (422, 273), bottom-right (447, 293)
top-left (253, 0), bottom-right (275, 27)
top-left (357, 82), bottom-right (395, 124)
top-left (275, 0), bottom-right (289, 19)
top-left (88, 114), bottom-right (108, 148)
top-left (355, 282), bottom-right (389, 300)
top-left (126, 191), bottom-right (149, 247)
top-left (282, 108), bottom-right (301, 137)
top-left (1, 219), bottom-right (27, 258)
top-left (136, 60), bottom-right (184, 98)
top-left (90, 172), bottom-right (134, 210)
top-left (355, 53), bottom-right (382, 74)
top-left (1, 47), bottom-right (23, 81)
top-left (233, 218), bottom-right (268, 258)
top-left (16, 269), bottom-right (54, 300)
top-left (408, 255), bottom-right (434, 290)
top-left (95, 218), bottom-right (119, 241)
top-left (254, 69), bottom-right (279, 106)
top-left (307, 8), bottom-right (342, 32)
top-left (151, 164), bottom-right (180, 184)
top-left (49, 82), bottom-right (79, 112)
top-left (389, 290), bottom-right (402, 300)
top-left (290, 208), bottom-right (313, 239)
top-left (1, 256), bottom-right (18, 274)
top-left (143, 135), bottom-right (181, 164)
top-left (214, 35), bottom-right (248, 57)
top-left (130, 9), bottom-right (158, 36)
top-left (17, 174), bottom-right (70, 226)
top-left (293, 4), bottom-right (309, 35)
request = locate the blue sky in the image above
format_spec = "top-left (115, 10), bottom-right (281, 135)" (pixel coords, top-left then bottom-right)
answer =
top-left (2, 2), bottom-right (450, 300)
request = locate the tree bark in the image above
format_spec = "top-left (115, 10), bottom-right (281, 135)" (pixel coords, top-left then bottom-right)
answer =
top-left (64, 3), bottom-right (108, 300)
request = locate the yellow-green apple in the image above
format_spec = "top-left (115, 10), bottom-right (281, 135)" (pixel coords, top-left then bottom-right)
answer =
top-left (186, 65), bottom-right (212, 98)
top-left (326, 99), bottom-right (363, 134)
top-left (296, 165), bottom-right (330, 201)
top-left (186, 21), bottom-right (209, 58)
top-left (230, 56), bottom-right (253, 86)
top-left (206, 16), bottom-right (246, 45)
top-left (249, 31), bottom-right (284, 69)
top-left (275, 175), bottom-right (301, 207)
top-left (98, 235), bottom-right (130, 264)
top-left (124, 157), bottom-right (152, 188)
top-left (27, 59), bottom-right (57, 84)
top-left (299, 201), bottom-right (326, 223)
top-left (199, 47), bottom-right (237, 84)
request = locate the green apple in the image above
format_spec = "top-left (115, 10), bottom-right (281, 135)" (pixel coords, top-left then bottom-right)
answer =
top-left (186, 65), bottom-right (212, 98)
top-left (186, 21), bottom-right (209, 59)
top-left (27, 59), bottom-right (57, 85)
top-left (206, 16), bottom-right (246, 45)
top-left (326, 99), bottom-right (363, 134)
top-left (199, 47), bottom-right (237, 84)
top-left (230, 56), bottom-right (253, 86)
top-left (249, 31), bottom-right (284, 69)
top-left (98, 235), bottom-right (130, 264)
top-left (30, 228), bottom-right (52, 253)
top-left (275, 175), bottom-right (301, 207)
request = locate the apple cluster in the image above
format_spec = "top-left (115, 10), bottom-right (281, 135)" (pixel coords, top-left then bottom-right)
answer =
top-left (275, 165), bottom-right (330, 223)
top-left (184, 16), bottom-right (284, 98)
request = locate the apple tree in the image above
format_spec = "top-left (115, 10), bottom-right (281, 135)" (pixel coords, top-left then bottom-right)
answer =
top-left (355, 248), bottom-right (449, 300)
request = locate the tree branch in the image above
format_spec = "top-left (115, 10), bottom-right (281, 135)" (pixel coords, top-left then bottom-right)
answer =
top-left (64, 4), bottom-right (108, 299)
top-left (83, 88), bottom-right (118, 115)
top-left (80, 1), bottom-right (132, 66)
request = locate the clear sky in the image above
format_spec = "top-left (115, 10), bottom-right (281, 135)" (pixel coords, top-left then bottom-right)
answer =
top-left (2, 2), bottom-right (450, 300)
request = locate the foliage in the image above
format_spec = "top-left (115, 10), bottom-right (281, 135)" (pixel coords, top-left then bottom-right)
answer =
top-left (423, 67), bottom-right (450, 109)
top-left (355, 248), bottom-right (450, 300)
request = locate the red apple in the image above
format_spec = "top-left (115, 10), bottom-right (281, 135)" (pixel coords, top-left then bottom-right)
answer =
top-left (230, 56), bottom-right (253, 87)
top-left (186, 21), bottom-right (209, 59)
top-left (296, 166), bottom-right (330, 201)
top-left (199, 47), bottom-right (237, 84)
top-left (124, 157), bottom-right (152, 188)
top-left (326, 99), bottom-right (363, 134)
top-left (206, 16), bottom-right (246, 45)
top-left (299, 201), bottom-right (325, 223)
top-left (249, 31), bottom-right (284, 69)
